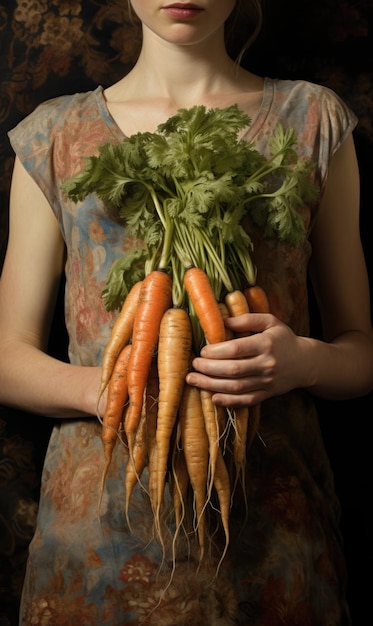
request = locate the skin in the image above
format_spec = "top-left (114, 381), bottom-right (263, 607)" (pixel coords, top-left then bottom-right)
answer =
top-left (0, 0), bottom-right (372, 419)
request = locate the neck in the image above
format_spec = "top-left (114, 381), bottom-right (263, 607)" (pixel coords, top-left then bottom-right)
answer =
top-left (122, 27), bottom-right (244, 105)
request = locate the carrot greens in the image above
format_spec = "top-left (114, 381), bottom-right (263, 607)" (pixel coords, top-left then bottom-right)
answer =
top-left (64, 104), bottom-right (317, 314)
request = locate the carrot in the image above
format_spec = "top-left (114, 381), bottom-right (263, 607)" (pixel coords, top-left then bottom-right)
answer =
top-left (158, 425), bottom-right (192, 589)
top-left (230, 403), bottom-right (260, 520)
top-left (155, 306), bottom-right (193, 528)
top-left (243, 286), bottom-right (269, 448)
top-left (231, 405), bottom-right (250, 495)
top-left (212, 447), bottom-right (231, 576)
top-left (183, 266), bottom-right (226, 346)
top-left (124, 269), bottom-right (172, 459)
top-left (225, 289), bottom-right (250, 317)
top-left (225, 289), bottom-right (251, 338)
top-left (217, 406), bottom-right (230, 455)
top-left (244, 284), bottom-right (270, 313)
top-left (218, 302), bottom-right (234, 340)
top-left (124, 398), bottom-right (148, 527)
top-left (171, 434), bottom-right (190, 532)
top-left (179, 384), bottom-right (209, 563)
top-left (99, 343), bottom-right (132, 504)
top-left (97, 280), bottom-right (143, 409)
top-left (224, 290), bottom-right (253, 482)
top-left (200, 388), bottom-right (224, 496)
top-left (145, 357), bottom-right (159, 515)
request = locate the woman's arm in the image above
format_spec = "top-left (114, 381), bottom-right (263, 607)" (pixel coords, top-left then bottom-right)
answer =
top-left (186, 134), bottom-right (373, 406)
top-left (303, 132), bottom-right (373, 396)
top-left (0, 158), bottom-right (103, 418)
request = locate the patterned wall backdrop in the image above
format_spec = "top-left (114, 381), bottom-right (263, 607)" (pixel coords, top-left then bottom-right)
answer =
top-left (0, 1), bottom-right (372, 624)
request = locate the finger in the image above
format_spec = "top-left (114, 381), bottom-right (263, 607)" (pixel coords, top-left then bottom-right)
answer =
top-left (186, 369), bottom-right (263, 394)
top-left (190, 355), bottom-right (262, 379)
top-left (224, 312), bottom-right (273, 334)
top-left (200, 335), bottom-right (261, 359)
top-left (212, 391), bottom-right (266, 409)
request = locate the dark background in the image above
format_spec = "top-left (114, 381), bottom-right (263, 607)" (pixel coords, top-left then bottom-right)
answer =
top-left (0, 1), bottom-right (372, 623)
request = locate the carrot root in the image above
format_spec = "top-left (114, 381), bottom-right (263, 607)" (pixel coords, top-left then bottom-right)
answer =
top-left (155, 307), bottom-right (192, 537)
top-left (124, 400), bottom-right (148, 528)
top-left (212, 448), bottom-right (231, 578)
top-left (183, 266), bottom-right (226, 345)
top-left (97, 280), bottom-right (143, 409)
top-left (225, 290), bottom-right (251, 337)
top-left (244, 285), bottom-right (270, 313)
top-left (179, 384), bottom-right (209, 564)
top-left (125, 269), bottom-right (172, 460)
top-left (99, 343), bottom-right (132, 510)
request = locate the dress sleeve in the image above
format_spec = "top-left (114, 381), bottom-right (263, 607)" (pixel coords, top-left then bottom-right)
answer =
top-left (316, 84), bottom-right (358, 189)
top-left (8, 98), bottom-right (59, 212)
top-left (7, 89), bottom-right (112, 225)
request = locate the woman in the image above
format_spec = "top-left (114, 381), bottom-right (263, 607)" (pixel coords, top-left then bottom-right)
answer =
top-left (0, 1), bottom-right (372, 624)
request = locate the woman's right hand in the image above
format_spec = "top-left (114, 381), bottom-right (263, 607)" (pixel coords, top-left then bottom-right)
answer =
top-left (0, 158), bottom-right (103, 419)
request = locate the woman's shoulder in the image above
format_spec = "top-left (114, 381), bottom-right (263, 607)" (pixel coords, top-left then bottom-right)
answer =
top-left (7, 86), bottom-right (121, 172)
top-left (269, 76), bottom-right (342, 99)
top-left (262, 77), bottom-right (358, 151)
top-left (267, 76), bottom-right (357, 124)
top-left (17, 86), bottom-right (104, 124)
top-left (252, 77), bottom-right (358, 189)
top-left (9, 87), bottom-right (103, 137)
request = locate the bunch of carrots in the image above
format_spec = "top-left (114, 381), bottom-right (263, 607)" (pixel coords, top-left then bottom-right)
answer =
top-left (64, 104), bottom-right (315, 569)
top-left (97, 264), bottom-right (270, 569)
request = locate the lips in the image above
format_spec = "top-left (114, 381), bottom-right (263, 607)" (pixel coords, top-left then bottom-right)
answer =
top-left (163, 3), bottom-right (203, 19)
top-left (164, 3), bottom-right (202, 8)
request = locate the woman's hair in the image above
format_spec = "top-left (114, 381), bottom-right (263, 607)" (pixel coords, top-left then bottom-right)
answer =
top-left (225, 0), bottom-right (263, 64)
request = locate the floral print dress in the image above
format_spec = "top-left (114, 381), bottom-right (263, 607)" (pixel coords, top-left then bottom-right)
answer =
top-left (8, 77), bottom-right (355, 626)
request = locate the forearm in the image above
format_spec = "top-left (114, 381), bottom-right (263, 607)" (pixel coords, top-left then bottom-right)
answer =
top-left (0, 340), bottom-right (102, 418)
top-left (298, 330), bottom-right (373, 400)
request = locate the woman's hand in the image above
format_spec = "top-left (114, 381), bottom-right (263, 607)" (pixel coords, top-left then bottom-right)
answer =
top-left (186, 313), bottom-right (310, 408)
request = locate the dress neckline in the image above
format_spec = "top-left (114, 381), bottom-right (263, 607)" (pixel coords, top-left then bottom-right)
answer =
top-left (94, 77), bottom-right (276, 143)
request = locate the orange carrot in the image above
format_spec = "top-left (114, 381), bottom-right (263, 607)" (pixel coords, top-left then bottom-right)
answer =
top-left (179, 384), bottom-right (209, 563)
top-left (99, 343), bottom-right (132, 502)
top-left (171, 434), bottom-right (190, 532)
top-left (155, 307), bottom-right (193, 526)
top-left (124, 399), bottom-right (148, 526)
top-left (98, 280), bottom-right (142, 408)
top-left (145, 357), bottom-right (160, 515)
top-left (225, 289), bottom-right (251, 337)
top-left (231, 403), bottom-right (260, 518)
top-left (244, 284), bottom-right (270, 313)
top-left (225, 289), bottom-right (250, 317)
top-left (224, 290), bottom-right (253, 481)
top-left (200, 388), bottom-right (225, 496)
top-left (232, 405), bottom-right (250, 493)
top-left (242, 286), bottom-right (269, 448)
top-left (218, 302), bottom-right (234, 340)
top-left (124, 269), bottom-right (172, 458)
top-left (183, 266), bottom-right (226, 346)
top-left (213, 447), bottom-right (231, 575)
